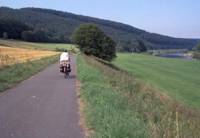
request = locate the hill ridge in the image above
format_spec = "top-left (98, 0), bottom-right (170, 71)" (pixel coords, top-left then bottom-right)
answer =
top-left (0, 7), bottom-right (199, 51)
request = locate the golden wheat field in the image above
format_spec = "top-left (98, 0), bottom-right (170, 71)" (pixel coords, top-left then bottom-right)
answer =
top-left (0, 45), bottom-right (58, 67)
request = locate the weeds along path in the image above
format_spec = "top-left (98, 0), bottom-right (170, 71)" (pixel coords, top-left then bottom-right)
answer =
top-left (77, 56), bottom-right (148, 138)
top-left (78, 55), bottom-right (200, 138)
top-left (0, 55), bottom-right (59, 92)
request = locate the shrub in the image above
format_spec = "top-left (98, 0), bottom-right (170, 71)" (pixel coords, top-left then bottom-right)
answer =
top-left (193, 52), bottom-right (200, 60)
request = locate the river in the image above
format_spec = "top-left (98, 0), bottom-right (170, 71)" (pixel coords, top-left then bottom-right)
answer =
top-left (157, 53), bottom-right (193, 60)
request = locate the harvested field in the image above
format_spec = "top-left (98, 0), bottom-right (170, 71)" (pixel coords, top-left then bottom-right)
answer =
top-left (0, 46), bottom-right (58, 67)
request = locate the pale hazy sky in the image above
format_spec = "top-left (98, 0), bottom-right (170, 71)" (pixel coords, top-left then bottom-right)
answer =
top-left (0, 0), bottom-right (200, 38)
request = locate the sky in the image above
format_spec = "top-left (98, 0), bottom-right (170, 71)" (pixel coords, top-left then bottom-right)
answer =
top-left (0, 0), bottom-right (200, 38)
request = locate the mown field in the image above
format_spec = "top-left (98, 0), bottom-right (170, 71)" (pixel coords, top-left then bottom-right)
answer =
top-left (113, 53), bottom-right (200, 108)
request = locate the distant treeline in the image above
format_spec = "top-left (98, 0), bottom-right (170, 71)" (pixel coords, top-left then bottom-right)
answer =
top-left (0, 19), bottom-right (30, 39)
top-left (0, 7), bottom-right (199, 52)
top-left (0, 19), bottom-right (70, 43)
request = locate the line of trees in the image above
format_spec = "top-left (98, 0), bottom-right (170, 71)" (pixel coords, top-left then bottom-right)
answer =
top-left (0, 19), bottom-right (70, 43)
top-left (0, 19), bottom-right (31, 39)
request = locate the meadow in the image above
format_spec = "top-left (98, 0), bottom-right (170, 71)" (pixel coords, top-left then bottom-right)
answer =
top-left (113, 53), bottom-right (200, 108)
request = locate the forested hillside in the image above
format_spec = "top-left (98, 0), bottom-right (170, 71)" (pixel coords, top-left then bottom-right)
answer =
top-left (0, 7), bottom-right (199, 51)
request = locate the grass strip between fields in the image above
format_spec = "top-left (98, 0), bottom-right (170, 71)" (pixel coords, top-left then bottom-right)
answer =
top-left (77, 55), bottom-right (200, 138)
top-left (0, 55), bottom-right (59, 92)
top-left (0, 39), bottom-right (79, 52)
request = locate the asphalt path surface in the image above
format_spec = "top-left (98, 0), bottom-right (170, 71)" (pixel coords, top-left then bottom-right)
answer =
top-left (0, 56), bottom-right (84, 138)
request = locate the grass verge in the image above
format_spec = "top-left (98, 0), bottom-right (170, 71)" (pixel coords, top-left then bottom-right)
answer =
top-left (77, 55), bottom-right (148, 138)
top-left (0, 55), bottom-right (59, 92)
top-left (77, 55), bottom-right (200, 138)
top-left (0, 39), bottom-right (78, 52)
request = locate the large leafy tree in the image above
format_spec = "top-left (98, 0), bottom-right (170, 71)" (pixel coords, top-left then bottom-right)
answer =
top-left (72, 24), bottom-right (116, 61)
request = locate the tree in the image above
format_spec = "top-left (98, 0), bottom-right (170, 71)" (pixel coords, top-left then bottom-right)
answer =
top-left (72, 24), bottom-right (116, 61)
top-left (196, 42), bottom-right (200, 51)
top-left (100, 36), bottom-right (116, 61)
top-left (2, 32), bottom-right (8, 39)
top-left (136, 40), bottom-right (147, 52)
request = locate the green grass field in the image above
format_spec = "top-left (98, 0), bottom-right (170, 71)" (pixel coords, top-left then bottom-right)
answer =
top-left (78, 55), bottom-right (200, 137)
top-left (113, 53), bottom-right (200, 108)
top-left (0, 39), bottom-right (77, 51)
